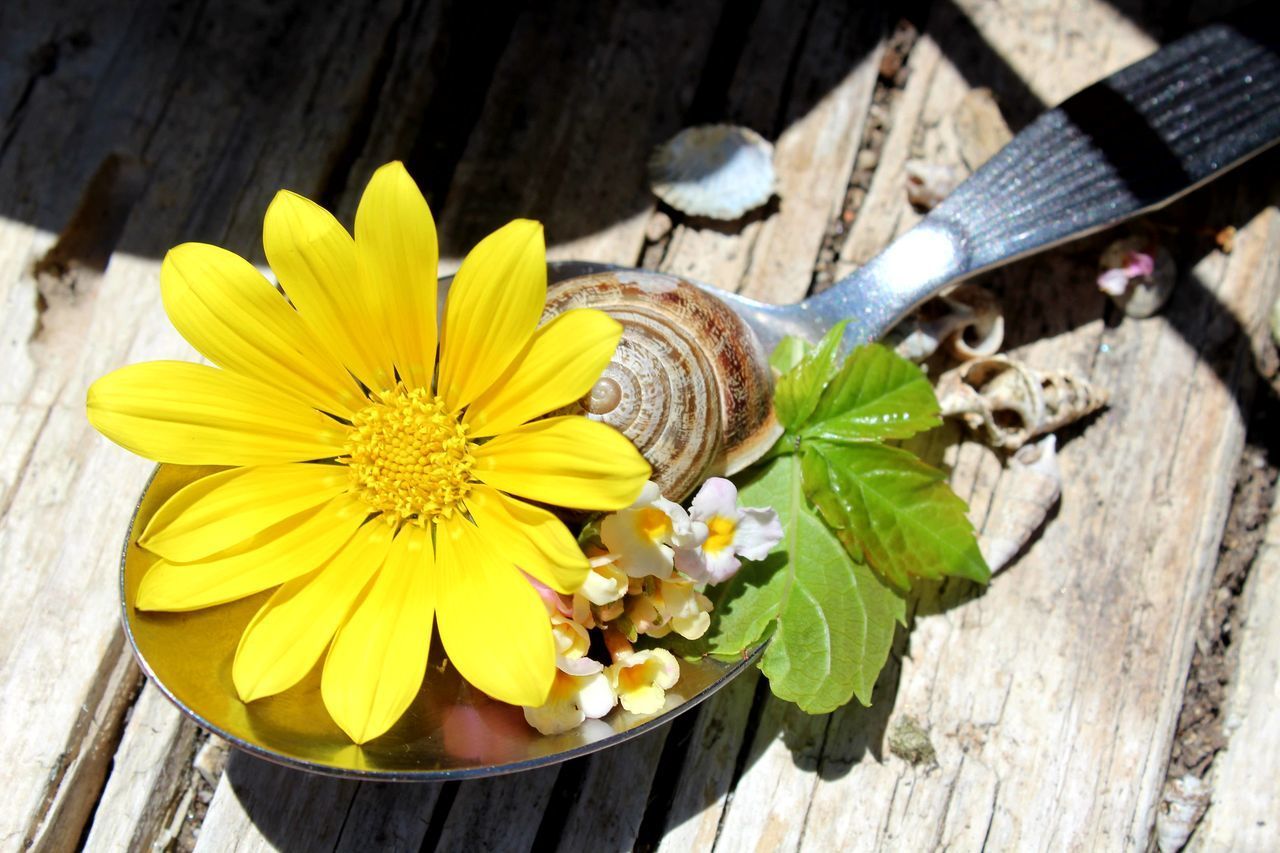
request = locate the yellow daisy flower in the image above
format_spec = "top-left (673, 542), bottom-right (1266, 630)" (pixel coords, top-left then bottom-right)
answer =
top-left (87, 162), bottom-right (650, 744)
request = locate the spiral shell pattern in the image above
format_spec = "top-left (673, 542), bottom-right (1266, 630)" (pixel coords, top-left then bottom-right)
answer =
top-left (544, 271), bottom-right (780, 501)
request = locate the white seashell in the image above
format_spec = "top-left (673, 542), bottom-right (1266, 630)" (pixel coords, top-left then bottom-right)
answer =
top-left (1155, 774), bottom-right (1210, 852)
top-left (886, 284), bottom-right (1003, 363)
top-left (941, 284), bottom-right (1004, 360)
top-left (888, 320), bottom-right (959, 363)
top-left (648, 125), bottom-right (777, 220)
top-left (978, 436), bottom-right (1062, 573)
top-left (935, 356), bottom-right (1108, 450)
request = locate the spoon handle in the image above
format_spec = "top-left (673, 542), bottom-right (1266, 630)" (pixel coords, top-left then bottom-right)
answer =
top-left (808, 7), bottom-right (1280, 344)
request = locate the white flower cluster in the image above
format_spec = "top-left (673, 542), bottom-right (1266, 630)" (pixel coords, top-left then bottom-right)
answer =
top-left (521, 477), bottom-right (783, 735)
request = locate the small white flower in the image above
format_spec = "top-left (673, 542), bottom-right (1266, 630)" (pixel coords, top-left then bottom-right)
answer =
top-left (625, 587), bottom-right (664, 637)
top-left (522, 656), bottom-right (617, 736)
top-left (579, 557), bottom-right (629, 606)
top-left (659, 579), bottom-right (713, 640)
top-left (600, 481), bottom-right (707, 578)
top-left (606, 647), bottom-right (680, 715)
top-left (550, 614), bottom-right (590, 659)
top-left (624, 578), bottom-right (713, 640)
top-left (675, 477), bottom-right (783, 584)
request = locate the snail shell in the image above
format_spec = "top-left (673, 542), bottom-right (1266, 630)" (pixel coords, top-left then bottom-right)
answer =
top-left (543, 271), bottom-right (782, 501)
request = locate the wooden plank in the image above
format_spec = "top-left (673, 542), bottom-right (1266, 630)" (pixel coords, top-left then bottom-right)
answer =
top-left (0, 0), bottom-right (151, 242)
top-left (712, 699), bottom-right (829, 852)
top-left (659, 0), bottom-right (884, 303)
top-left (653, 671), bottom-right (762, 852)
top-left (333, 783), bottom-right (442, 853)
top-left (81, 684), bottom-right (197, 851)
top-left (8, 0), bottom-right (1275, 850)
top-left (433, 0), bottom-right (730, 270)
top-left (0, 0), bottom-right (425, 847)
top-left (433, 767), bottom-right (561, 851)
top-left (836, 0), bottom-right (1156, 279)
top-left (800, 197), bottom-right (1280, 850)
top-left (196, 754), bottom-right (360, 852)
top-left (196, 757), bottom-right (441, 853)
top-left (15, 636), bottom-right (140, 852)
top-left (548, 732), bottom-right (670, 852)
top-left (1192, 450), bottom-right (1280, 848)
top-left (679, 0), bottom-right (1273, 848)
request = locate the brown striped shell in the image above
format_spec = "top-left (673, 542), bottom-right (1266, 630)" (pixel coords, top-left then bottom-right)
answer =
top-left (543, 271), bottom-right (782, 501)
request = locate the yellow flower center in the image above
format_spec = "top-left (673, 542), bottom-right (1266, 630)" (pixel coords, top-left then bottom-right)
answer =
top-left (636, 507), bottom-right (673, 542)
top-left (618, 658), bottom-right (661, 695)
top-left (705, 516), bottom-right (737, 553)
top-left (344, 387), bottom-right (474, 524)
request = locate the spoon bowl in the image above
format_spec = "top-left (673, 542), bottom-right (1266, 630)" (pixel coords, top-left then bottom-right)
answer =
top-left (122, 464), bottom-right (759, 779)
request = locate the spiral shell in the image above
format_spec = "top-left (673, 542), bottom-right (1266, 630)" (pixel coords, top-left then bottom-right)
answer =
top-left (935, 355), bottom-right (1107, 450)
top-left (543, 271), bottom-right (781, 501)
top-left (888, 283), bottom-right (1003, 363)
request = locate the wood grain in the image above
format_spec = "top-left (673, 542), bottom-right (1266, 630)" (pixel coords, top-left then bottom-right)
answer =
top-left (82, 684), bottom-right (198, 852)
top-left (1, 0), bottom-right (1276, 849)
top-left (0, 0), bottom-right (420, 846)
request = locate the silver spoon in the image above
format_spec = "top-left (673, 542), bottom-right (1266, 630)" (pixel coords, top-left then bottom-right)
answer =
top-left (122, 12), bottom-right (1280, 780)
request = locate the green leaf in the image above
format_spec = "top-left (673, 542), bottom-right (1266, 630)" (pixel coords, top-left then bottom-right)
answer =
top-left (773, 321), bottom-right (847, 430)
top-left (801, 440), bottom-right (991, 589)
top-left (802, 344), bottom-right (942, 442)
top-left (704, 553), bottom-right (786, 656)
top-left (709, 455), bottom-right (906, 711)
top-left (769, 335), bottom-right (811, 375)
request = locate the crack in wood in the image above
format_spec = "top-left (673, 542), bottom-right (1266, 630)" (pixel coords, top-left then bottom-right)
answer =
top-left (29, 153), bottom-right (145, 345)
top-left (810, 14), bottom-right (922, 295)
top-left (20, 631), bottom-right (142, 852)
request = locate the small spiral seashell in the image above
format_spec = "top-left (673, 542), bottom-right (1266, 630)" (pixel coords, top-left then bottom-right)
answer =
top-left (888, 284), bottom-right (1004, 363)
top-left (648, 125), bottom-right (777, 220)
top-left (942, 284), bottom-right (1004, 360)
top-left (544, 271), bottom-right (781, 500)
top-left (935, 356), bottom-right (1107, 450)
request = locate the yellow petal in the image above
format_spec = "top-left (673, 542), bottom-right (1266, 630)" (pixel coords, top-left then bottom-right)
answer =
top-left (322, 524), bottom-right (435, 743)
top-left (263, 190), bottom-right (393, 392)
top-left (161, 242), bottom-right (364, 416)
top-left (472, 416), bottom-right (650, 511)
top-left (465, 309), bottom-right (623, 438)
top-left (233, 520), bottom-right (393, 703)
top-left (141, 464), bottom-right (350, 562)
top-left (466, 485), bottom-right (588, 594)
top-left (137, 494), bottom-right (368, 611)
top-left (434, 515), bottom-right (554, 706)
top-left (356, 162), bottom-right (439, 391)
top-left (87, 361), bottom-right (348, 465)
top-left (437, 220), bottom-right (545, 410)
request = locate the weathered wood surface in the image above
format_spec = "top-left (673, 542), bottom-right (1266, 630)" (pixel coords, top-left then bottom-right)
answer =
top-left (0, 0), bottom-right (1277, 850)
top-left (1192, 486), bottom-right (1280, 850)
